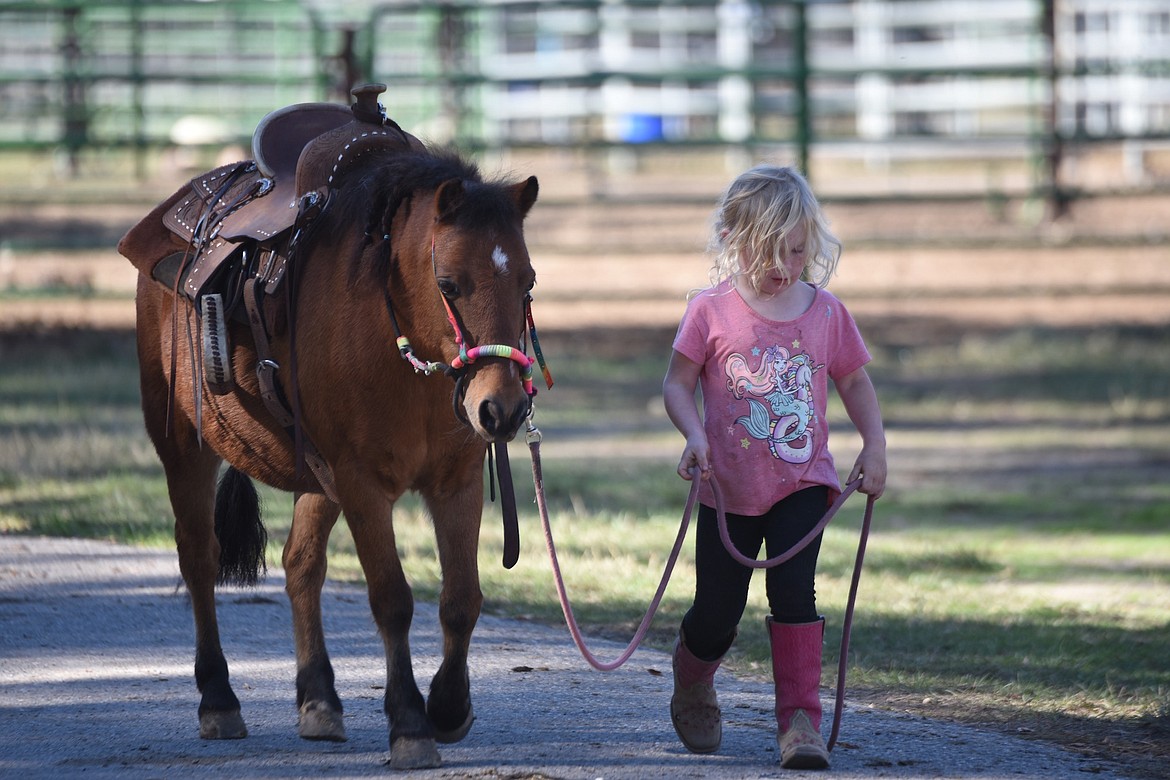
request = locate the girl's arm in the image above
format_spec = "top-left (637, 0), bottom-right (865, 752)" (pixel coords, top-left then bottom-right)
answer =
top-left (834, 366), bottom-right (887, 498)
top-left (663, 349), bottom-right (711, 481)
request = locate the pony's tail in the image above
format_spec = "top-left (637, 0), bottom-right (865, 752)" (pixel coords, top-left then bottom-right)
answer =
top-left (213, 466), bottom-right (268, 587)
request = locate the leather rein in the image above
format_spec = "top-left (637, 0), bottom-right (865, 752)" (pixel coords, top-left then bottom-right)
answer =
top-left (525, 416), bottom-right (875, 752)
top-left (383, 235), bottom-right (553, 569)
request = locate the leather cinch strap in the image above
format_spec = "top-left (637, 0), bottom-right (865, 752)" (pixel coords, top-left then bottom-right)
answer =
top-left (243, 275), bottom-right (339, 503)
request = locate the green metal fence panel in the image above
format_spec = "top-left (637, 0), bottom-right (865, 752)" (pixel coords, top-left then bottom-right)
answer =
top-left (350, 0), bottom-right (1067, 166)
top-left (0, 0), bottom-right (332, 154)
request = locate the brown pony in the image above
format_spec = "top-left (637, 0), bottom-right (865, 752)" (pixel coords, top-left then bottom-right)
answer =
top-left (123, 135), bottom-right (540, 768)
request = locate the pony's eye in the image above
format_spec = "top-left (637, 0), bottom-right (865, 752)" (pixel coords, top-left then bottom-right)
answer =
top-left (437, 278), bottom-right (460, 299)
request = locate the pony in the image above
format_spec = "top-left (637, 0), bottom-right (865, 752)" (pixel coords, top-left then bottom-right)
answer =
top-left (121, 125), bottom-right (540, 769)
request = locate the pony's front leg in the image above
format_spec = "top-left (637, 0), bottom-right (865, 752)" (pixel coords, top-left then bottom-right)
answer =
top-left (425, 485), bottom-right (484, 744)
top-left (283, 491), bottom-right (345, 741)
top-left (344, 496), bottom-right (440, 770)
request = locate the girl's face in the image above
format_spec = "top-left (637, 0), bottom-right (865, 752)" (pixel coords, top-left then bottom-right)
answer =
top-left (759, 223), bottom-right (808, 296)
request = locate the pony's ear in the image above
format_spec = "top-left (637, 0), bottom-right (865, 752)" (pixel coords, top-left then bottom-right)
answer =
top-left (512, 176), bottom-right (539, 219)
top-left (434, 178), bottom-right (466, 223)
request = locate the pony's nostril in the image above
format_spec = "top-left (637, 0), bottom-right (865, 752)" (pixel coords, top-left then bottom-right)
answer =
top-left (478, 400), bottom-right (502, 436)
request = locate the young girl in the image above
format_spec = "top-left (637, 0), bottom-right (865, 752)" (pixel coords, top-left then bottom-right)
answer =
top-left (663, 164), bottom-right (886, 769)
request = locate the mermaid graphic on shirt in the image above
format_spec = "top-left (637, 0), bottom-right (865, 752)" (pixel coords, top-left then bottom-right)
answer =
top-left (725, 344), bottom-right (822, 464)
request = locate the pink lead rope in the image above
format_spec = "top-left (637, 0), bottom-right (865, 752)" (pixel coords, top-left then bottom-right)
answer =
top-left (527, 426), bottom-right (875, 751)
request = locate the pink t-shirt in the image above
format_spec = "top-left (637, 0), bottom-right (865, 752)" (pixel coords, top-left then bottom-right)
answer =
top-left (672, 281), bottom-right (871, 516)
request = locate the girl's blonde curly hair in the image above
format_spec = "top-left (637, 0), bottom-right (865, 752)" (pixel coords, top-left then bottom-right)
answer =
top-left (705, 164), bottom-right (841, 295)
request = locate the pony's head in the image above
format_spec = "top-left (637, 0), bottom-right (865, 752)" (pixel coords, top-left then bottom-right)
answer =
top-left (334, 149), bottom-right (540, 443)
top-left (428, 171), bottom-right (540, 441)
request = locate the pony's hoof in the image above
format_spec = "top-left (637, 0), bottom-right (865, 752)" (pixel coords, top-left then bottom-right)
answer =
top-left (199, 710), bottom-right (248, 740)
top-left (298, 701), bottom-right (347, 742)
top-left (388, 737), bottom-right (442, 770)
top-left (434, 706), bottom-right (475, 744)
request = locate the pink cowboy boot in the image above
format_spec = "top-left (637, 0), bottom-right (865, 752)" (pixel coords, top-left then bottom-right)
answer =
top-left (768, 616), bottom-right (830, 769)
top-left (670, 628), bottom-right (729, 753)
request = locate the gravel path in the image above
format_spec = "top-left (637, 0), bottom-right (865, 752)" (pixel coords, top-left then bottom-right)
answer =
top-left (0, 535), bottom-right (1138, 779)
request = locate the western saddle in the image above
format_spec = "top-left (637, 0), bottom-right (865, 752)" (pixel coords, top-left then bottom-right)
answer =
top-left (153, 83), bottom-right (421, 301)
top-left (128, 84), bottom-right (424, 501)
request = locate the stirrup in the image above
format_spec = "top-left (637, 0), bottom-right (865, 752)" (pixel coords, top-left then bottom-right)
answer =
top-left (201, 293), bottom-right (233, 395)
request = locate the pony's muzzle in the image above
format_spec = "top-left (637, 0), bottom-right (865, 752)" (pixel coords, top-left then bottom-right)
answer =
top-left (476, 396), bottom-right (530, 441)
top-left (455, 346), bottom-right (537, 442)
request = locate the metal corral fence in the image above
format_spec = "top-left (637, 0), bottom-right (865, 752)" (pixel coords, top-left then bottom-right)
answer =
top-left (1, 0), bottom-right (1169, 200)
top-left (0, 0), bottom-right (331, 165)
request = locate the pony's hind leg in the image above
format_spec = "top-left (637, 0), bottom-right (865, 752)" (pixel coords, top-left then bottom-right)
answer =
top-left (424, 487), bottom-right (484, 744)
top-left (283, 491), bottom-right (346, 741)
top-left (137, 277), bottom-right (246, 739)
top-left (164, 445), bottom-right (248, 739)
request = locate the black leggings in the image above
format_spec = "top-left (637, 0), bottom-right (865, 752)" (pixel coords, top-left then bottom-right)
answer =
top-left (681, 485), bottom-right (829, 661)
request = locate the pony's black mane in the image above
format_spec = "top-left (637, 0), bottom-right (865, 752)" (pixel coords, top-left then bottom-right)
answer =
top-left (324, 146), bottom-right (522, 286)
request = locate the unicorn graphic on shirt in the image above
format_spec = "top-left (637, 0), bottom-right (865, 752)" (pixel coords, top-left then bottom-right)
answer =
top-left (725, 344), bottom-right (820, 464)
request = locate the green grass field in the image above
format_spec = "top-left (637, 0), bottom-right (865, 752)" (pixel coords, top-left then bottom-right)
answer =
top-left (0, 313), bottom-right (1167, 776)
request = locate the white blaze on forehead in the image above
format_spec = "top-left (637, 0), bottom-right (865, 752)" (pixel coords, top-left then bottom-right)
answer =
top-left (491, 245), bottom-right (509, 273)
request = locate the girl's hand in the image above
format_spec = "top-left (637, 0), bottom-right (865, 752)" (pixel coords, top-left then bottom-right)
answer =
top-left (677, 434), bottom-right (712, 481)
top-left (847, 445), bottom-right (886, 499)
